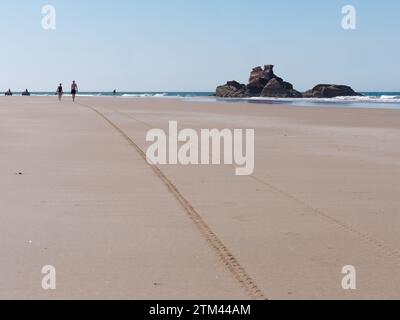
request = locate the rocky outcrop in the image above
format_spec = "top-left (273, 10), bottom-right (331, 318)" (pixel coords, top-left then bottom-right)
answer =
top-left (261, 78), bottom-right (302, 98)
top-left (303, 84), bottom-right (361, 98)
top-left (216, 81), bottom-right (247, 98)
top-left (216, 65), bottom-right (361, 99)
top-left (216, 65), bottom-right (302, 98)
top-left (247, 65), bottom-right (290, 97)
top-left (246, 77), bottom-right (268, 96)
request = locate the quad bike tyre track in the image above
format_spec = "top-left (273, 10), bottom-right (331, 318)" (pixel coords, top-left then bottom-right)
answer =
top-left (78, 102), bottom-right (267, 300)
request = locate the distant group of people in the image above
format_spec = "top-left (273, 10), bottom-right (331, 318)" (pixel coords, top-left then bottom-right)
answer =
top-left (4, 83), bottom-right (118, 100)
top-left (57, 81), bottom-right (79, 102)
top-left (3, 81), bottom-right (79, 101)
top-left (4, 89), bottom-right (30, 96)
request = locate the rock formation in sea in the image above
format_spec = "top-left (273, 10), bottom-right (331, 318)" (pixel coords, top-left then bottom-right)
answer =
top-left (216, 65), bottom-right (301, 98)
top-left (215, 81), bottom-right (247, 98)
top-left (303, 84), bottom-right (362, 98)
top-left (216, 65), bottom-right (361, 99)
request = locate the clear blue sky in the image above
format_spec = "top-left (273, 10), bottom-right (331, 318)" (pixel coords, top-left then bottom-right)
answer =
top-left (0, 0), bottom-right (399, 92)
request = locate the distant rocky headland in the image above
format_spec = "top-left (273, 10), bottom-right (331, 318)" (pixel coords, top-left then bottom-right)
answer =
top-left (216, 65), bottom-right (362, 99)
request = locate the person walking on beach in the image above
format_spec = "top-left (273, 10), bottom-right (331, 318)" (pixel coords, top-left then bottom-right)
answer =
top-left (71, 81), bottom-right (78, 102)
top-left (56, 83), bottom-right (63, 101)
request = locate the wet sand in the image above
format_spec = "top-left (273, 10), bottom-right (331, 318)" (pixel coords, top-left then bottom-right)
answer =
top-left (1, 96), bottom-right (400, 299)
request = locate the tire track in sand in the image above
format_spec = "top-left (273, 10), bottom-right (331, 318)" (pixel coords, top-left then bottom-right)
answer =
top-left (99, 108), bottom-right (400, 267)
top-left (78, 102), bottom-right (266, 300)
top-left (250, 175), bottom-right (400, 266)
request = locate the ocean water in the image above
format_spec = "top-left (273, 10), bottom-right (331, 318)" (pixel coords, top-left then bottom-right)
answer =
top-left (4, 91), bottom-right (400, 109)
top-left (241, 92), bottom-right (400, 109)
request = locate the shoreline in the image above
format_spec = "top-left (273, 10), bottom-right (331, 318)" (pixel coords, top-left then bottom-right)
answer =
top-left (1, 95), bottom-right (400, 111)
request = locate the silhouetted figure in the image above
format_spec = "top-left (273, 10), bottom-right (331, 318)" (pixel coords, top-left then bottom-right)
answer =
top-left (56, 84), bottom-right (63, 101)
top-left (5, 89), bottom-right (13, 96)
top-left (113, 89), bottom-right (117, 96)
top-left (22, 89), bottom-right (30, 96)
top-left (71, 81), bottom-right (78, 102)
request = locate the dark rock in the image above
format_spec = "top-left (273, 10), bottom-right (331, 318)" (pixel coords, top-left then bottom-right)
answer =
top-left (303, 84), bottom-right (362, 98)
top-left (226, 80), bottom-right (243, 89)
top-left (216, 65), bottom-right (359, 99)
top-left (248, 65), bottom-right (280, 85)
top-left (264, 78), bottom-right (283, 91)
top-left (249, 66), bottom-right (264, 83)
top-left (261, 78), bottom-right (302, 98)
top-left (246, 78), bottom-right (268, 96)
top-left (262, 65), bottom-right (281, 83)
top-left (245, 65), bottom-right (297, 97)
top-left (216, 81), bottom-right (247, 98)
top-left (282, 82), bottom-right (293, 90)
top-left (246, 66), bottom-right (273, 96)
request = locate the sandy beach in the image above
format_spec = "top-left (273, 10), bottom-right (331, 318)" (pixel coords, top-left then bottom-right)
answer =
top-left (1, 96), bottom-right (400, 300)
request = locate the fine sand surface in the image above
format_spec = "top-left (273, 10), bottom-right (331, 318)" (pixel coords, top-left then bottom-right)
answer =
top-left (0, 96), bottom-right (400, 300)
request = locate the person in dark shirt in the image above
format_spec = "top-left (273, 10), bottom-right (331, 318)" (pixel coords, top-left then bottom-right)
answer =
top-left (57, 84), bottom-right (63, 101)
top-left (71, 81), bottom-right (78, 102)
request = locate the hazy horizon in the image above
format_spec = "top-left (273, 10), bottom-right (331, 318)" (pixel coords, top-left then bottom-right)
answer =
top-left (1, 0), bottom-right (399, 92)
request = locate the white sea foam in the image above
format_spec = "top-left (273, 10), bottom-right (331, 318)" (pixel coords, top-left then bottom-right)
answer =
top-left (380, 95), bottom-right (400, 100)
top-left (246, 95), bottom-right (400, 104)
top-left (121, 93), bottom-right (168, 98)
